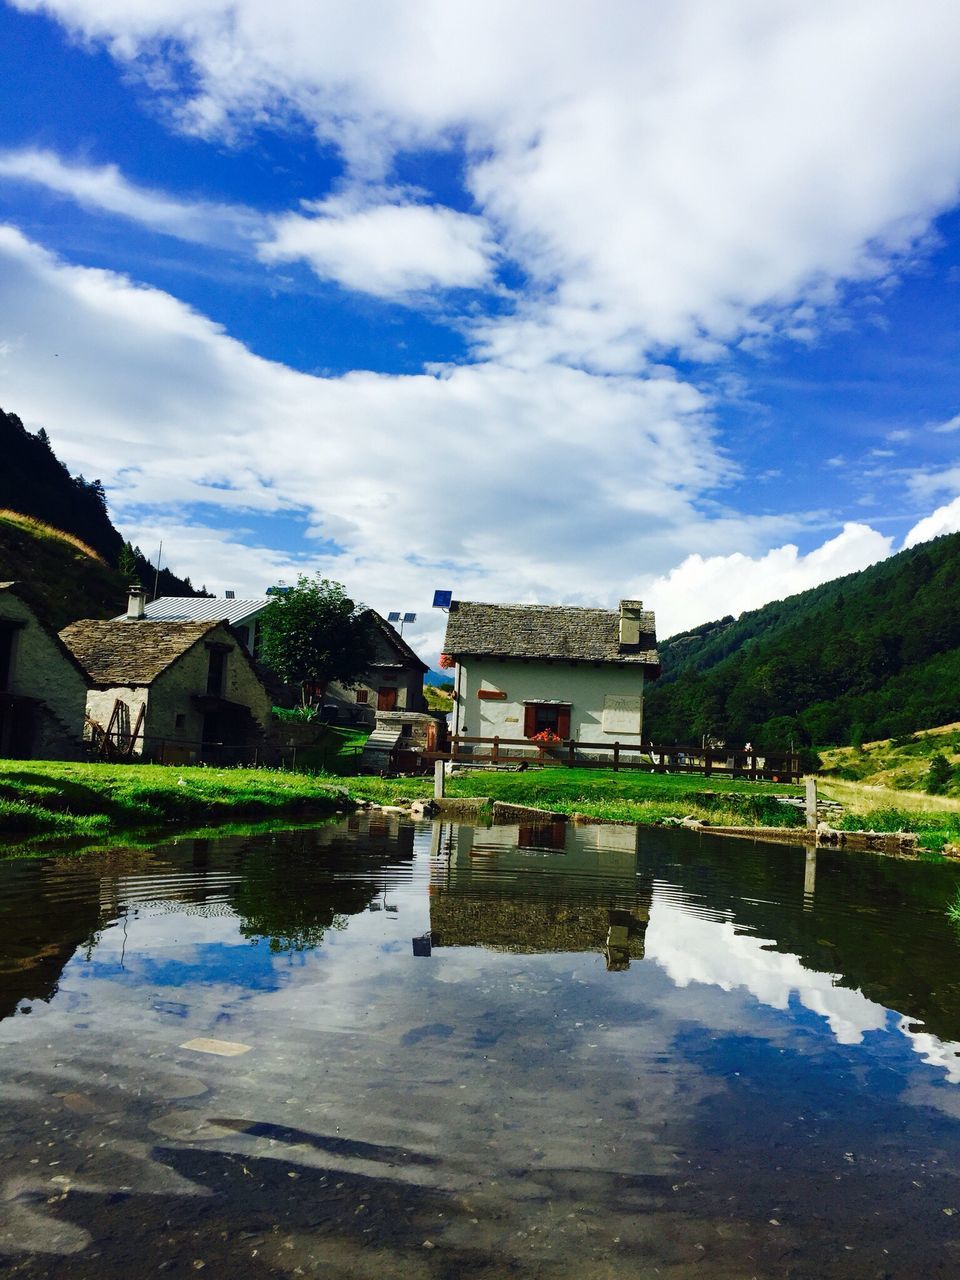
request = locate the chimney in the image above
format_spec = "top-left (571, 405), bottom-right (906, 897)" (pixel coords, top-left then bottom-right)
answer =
top-left (126, 583), bottom-right (145, 620)
top-left (618, 599), bottom-right (643, 649)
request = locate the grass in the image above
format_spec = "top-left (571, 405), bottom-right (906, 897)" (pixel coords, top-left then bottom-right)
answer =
top-left (0, 759), bottom-right (353, 848)
top-left (291, 725), bottom-right (370, 774)
top-left (351, 767), bottom-right (808, 829)
top-left (4, 757), bottom-right (954, 857)
top-left (0, 509), bottom-right (106, 563)
top-left (821, 724), bottom-right (960, 795)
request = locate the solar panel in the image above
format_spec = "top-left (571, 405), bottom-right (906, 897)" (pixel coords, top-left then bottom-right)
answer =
top-left (387, 611), bottom-right (401, 622)
top-left (433, 589), bottom-right (452, 609)
top-left (403, 612), bottom-right (417, 624)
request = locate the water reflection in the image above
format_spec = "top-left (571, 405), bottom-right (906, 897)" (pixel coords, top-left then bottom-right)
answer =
top-left (4, 816), bottom-right (960, 1277)
top-left (430, 820), bottom-right (652, 969)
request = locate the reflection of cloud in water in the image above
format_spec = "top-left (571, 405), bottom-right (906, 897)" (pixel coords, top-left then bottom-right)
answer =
top-left (646, 896), bottom-right (960, 1083)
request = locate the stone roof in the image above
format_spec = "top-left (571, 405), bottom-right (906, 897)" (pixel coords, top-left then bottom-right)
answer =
top-left (369, 611), bottom-right (428, 672)
top-left (442, 601), bottom-right (659, 668)
top-left (59, 619), bottom-right (220, 686)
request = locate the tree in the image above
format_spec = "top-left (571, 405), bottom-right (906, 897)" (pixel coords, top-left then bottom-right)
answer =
top-left (117, 541), bottom-right (138, 581)
top-left (258, 575), bottom-right (376, 703)
top-left (926, 752), bottom-right (953, 795)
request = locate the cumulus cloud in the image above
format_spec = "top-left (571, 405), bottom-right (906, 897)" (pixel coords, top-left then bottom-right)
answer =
top-left (644, 522), bottom-right (894, 637)
top-left (904, 496), bottom-right (960, 547)
top-left (0, 147), bottom-right (259, 247)
top-left (260, 197), bottom-right (497, 297)
top-left (15, 0), bottom-right (960, 367)
top-left (0, 224), bottom-right (739, 659)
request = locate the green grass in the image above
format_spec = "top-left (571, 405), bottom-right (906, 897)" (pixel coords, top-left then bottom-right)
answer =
top-left (292, 725), bottom-right (369, 774)
top-left (350, 767), bottom-right (807, 829)
top-left (0, 759), bottom-right (353, 848)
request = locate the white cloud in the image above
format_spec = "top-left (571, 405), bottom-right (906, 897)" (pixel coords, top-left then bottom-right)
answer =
top-left (0, 224), bottom-right (739, 662)
top-left (932, 413), bottom-right (960, 434)
top-left (644, 522), bottom-right (893, 637)
top-left (15, 0), bottom-right (960, 367)
top-left (904, 495), bottom-right (960, 547)
top-left (260, 196), bottom-right (497, 297)
top-left (0, 147), bottom-right (259, 247)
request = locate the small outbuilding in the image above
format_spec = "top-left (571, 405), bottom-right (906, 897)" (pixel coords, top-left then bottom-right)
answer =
top-left (442, 598), bottom-right (659, 748)
top-left (0, 581), bottom-right (89, 759)
top-left (62, 588), bottom-right (273, 764)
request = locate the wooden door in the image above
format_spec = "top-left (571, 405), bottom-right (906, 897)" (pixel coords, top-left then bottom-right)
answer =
top-left (377, 686), bottom-right (398, 711)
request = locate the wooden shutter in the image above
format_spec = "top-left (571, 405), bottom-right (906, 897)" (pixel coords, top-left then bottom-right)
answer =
top-left (523, 704), bottom-right (537, 737)
top-left (556, 707), bottom-right (571, 739)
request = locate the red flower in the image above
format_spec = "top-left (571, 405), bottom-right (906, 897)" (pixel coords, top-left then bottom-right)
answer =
top-left (438, 652), bottom-right (455, 669)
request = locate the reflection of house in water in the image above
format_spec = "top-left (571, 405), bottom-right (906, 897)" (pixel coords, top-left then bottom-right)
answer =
top-left (0, 859), bottom-right (105, 1022)
top-left (0, 815), bottom-right (420, 1022)
top-left (429, 821), bottom-right (653, 970)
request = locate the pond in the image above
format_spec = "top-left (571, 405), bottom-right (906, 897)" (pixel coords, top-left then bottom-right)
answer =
top-left (3, 813), bottom-right (960, 1278)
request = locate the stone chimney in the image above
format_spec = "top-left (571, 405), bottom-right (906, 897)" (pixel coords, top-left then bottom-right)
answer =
top-left (618, 599), bottom-right (644, 649)
top-left (126, 583), bottom-right (145, 620)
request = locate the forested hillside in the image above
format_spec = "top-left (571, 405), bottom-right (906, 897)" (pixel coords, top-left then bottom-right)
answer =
top-left (645, 532), bottom-right (960, 750)
top-left (0, 407), bottom-right (202, 600)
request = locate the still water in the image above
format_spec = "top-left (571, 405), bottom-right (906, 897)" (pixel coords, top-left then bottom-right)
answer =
top-left (3, 814), bottom-right (960, 1278)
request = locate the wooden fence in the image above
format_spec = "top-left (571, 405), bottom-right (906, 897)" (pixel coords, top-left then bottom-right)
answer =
top-left (427, 735), bottom-right (801, 782)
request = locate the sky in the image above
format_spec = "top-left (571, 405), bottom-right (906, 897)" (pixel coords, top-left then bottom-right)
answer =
top-left (4, 2), bottom-right (960, 661)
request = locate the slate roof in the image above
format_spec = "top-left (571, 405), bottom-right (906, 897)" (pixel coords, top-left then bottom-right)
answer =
top-left (369, 612), bottom-right (429, 672)
top-left (116, 596), bottom-right (270, 626)
top-left (59, 619), bottom-right (220, 686)
top-left (442, 601), bottom-right (659, 669)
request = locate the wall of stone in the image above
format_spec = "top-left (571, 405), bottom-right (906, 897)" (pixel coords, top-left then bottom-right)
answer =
top-left (0, 589), bottom-right (87, 755)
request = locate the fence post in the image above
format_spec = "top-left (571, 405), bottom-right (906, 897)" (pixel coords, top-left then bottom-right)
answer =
top-left (805, 775), bottom-right (818, 830)
top-left (568, 738), bottom-right (575, 767)
top-left (705, 749), bottom-right (712, 777)
top-left (492, 735), bottom-right (500, 764)
top-left (434, 759), bottom-right (446, 800)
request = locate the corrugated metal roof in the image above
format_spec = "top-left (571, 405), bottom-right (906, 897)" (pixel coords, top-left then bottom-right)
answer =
top-left (114, 597), bottom-right (271, 626)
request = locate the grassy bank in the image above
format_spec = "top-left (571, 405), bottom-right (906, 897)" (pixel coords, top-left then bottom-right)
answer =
top-left (4, 759), bottom-right (953, 857)
top-left (0, 759), bottom-right (352, 846)
top-left (353, 767), bottom-right (807, 829)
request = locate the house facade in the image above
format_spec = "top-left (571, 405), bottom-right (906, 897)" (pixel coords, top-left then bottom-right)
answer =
top-left (63, 590), bottom-right (273, 763)
top-left (137, 597), bottom-right (427, 723)
top-left (0, 582), bottom-right (89, 759)
top-left (326, 612), bottom-right (428, 723)
top-left (442, 599), bottom-right (659, 745)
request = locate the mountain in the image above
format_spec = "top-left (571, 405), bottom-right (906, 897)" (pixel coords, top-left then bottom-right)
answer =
top-left (645, 532), bottom-right (960, 750)
top-left (0, 511), bottom-right (126, 630)
top-left (0, 406), bottom-right (204, 610)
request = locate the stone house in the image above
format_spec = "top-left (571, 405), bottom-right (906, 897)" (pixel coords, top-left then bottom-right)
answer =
top-left (326, 612), bottom-right (428, 723)
top-left (136, 597), bottom-right (427, 723)
top-left (62, 589), bottom-right (273, 764)
top-left (126, 594), bottom-right (271, 658)
top-left (0, 582), bottom-right (89, 759)
top-left (442, 599), bottom-right (659, 747)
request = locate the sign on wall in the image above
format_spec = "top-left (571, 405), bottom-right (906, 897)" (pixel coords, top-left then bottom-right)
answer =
top-left (601, 694), bottom-right (643, 735)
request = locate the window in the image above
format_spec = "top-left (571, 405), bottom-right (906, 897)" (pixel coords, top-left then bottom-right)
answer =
top-left (523, 702), bottom-right (571, 739)
top-left (206, 647), bottom-right (227, 695)
top-left (355, 689), bottom-right (368, 704)
top-left (0, 625), bottom-right (15, 692)
top-left (175, 713), bottom-right (186, 729)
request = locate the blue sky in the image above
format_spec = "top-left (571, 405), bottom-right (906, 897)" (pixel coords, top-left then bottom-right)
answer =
top-left (3, 2), bottom-right (960, 655)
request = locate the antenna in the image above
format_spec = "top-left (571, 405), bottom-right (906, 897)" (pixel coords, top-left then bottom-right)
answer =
top-left (152, 540), bottom-right (163, 602)
top-left (432, 589), bottom-right (452, 611)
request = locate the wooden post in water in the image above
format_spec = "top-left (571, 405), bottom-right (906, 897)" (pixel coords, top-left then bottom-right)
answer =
top-left (434, 759), bottom-right (446, 800)
top-left (805, 775), bottom-right (818, 830)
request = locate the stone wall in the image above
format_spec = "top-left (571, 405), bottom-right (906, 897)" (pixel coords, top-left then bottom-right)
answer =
top-left (0, 588), bottom-right (87, 757)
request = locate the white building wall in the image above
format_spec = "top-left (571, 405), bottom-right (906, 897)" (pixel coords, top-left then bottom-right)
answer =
top-left (453, 657), bottom-right (645, 742)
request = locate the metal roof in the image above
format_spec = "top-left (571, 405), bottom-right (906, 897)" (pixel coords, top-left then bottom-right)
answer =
top-left (114, 597), bottom-right (271, 626)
